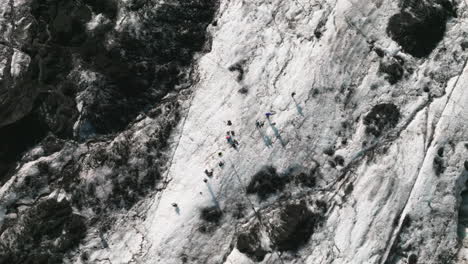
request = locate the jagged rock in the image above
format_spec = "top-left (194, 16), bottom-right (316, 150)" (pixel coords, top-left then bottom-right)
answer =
top-left (284, 165), bottom-right (320, 188)
top-left (379, 56), bottom-right (404, 84)
top-left (200, 206), bottom-right (223, 223)
top-left (323, 146), bottom-right (335, 156)
top-left (433, 155), bottom-right (446, 175)
top-left (269, 202), bottom-right (320, 252)
top-left (236, 225), bottom-right (267, 262)
top-left (363, 103), bottom-right (401, 137)
top-left (293, 171), bottom-right (317, 188)
top-left (334, 155), bottom-right (345, 166)
top-left (0, 199), bottom-right (86, 264)
top-left (408, 254), bottom-right (418, 264)
top-left (0, 112), bottom-right (48, 181)
top-left (232, 202), bottom-right (246, 219)
top-left (246, 166), bottom-right (286, 199)
top-left (387, 0), bottom-right (456, 58)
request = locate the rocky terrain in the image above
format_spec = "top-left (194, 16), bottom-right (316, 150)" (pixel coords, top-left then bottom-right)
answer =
top-left (0, 0), bottom-right (468, 263)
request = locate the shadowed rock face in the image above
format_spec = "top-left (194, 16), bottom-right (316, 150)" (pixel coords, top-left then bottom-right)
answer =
top-left (0, 199), bottom-right (87, 264)
top-left (76, 0), bottom-right (218, 136)
top-left (458, 179), bottom-right (468, 255)
top-left (0, 0), bottom-right (218, 262)
top-left (236, 224), bottom-right (268, 262)
top-left (0, 112), bottom-right (48, 182)
top-left (0, 0), bottom-right (217, 180)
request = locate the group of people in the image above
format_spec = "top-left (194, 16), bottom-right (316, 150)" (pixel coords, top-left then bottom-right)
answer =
top-left (200, 120), bottom-right (235, 184)
top-left (173, 92), bottom-right (297, 211)
top-left (224, 120), bottom-right (239, 149)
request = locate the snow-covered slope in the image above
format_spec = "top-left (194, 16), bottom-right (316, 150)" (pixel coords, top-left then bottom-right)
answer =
top-left (1, 0), bottom-right (468, 263)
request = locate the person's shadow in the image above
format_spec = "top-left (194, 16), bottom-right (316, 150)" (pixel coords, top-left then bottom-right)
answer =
top-left (267, 119), bottom-right (286, 147)
top-left (256, 126), bottom-right (273, 147)
top-left (205, 180), bottom-right (221, 210)
top-left (292, 97), bottom-right (304, 116)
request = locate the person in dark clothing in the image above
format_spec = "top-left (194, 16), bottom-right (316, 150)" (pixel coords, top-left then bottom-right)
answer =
top-left (218, 161), bottom-right (224, 167)
top-left (204, 169), bottom-right (213, 177)
top-left (255, 120), bottom-right (264, 128)
top-left (231, 131), bottom-right (235, 136)
top-left (226, 135), bottom-right (238, 149)
top-left (227, 120), bottom-right (232, 126)
top-left (291, 92), bottom-right (296, 97)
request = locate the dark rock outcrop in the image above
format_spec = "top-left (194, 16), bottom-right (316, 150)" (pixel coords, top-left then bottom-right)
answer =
top-left (379, 56), bottom-right (404, 84)
top-left (0, 0), bottom-right (219, 262)
top-left (247, 166), bottom-right (286, 200)
top-left (0, 199), bottom-right (86, 264)
top-left (200, 206), bottom-right (223, 223)
top-left (363, 103), bottom-right (400, 137)
top-left (236, 225), bottom-right (268, 262)
top-left (0, 0), bottom-right (218, 180)
top-left (387, 0), bottom-right (456, 58)
top-left (270, 202), bottom-right (319, 252)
